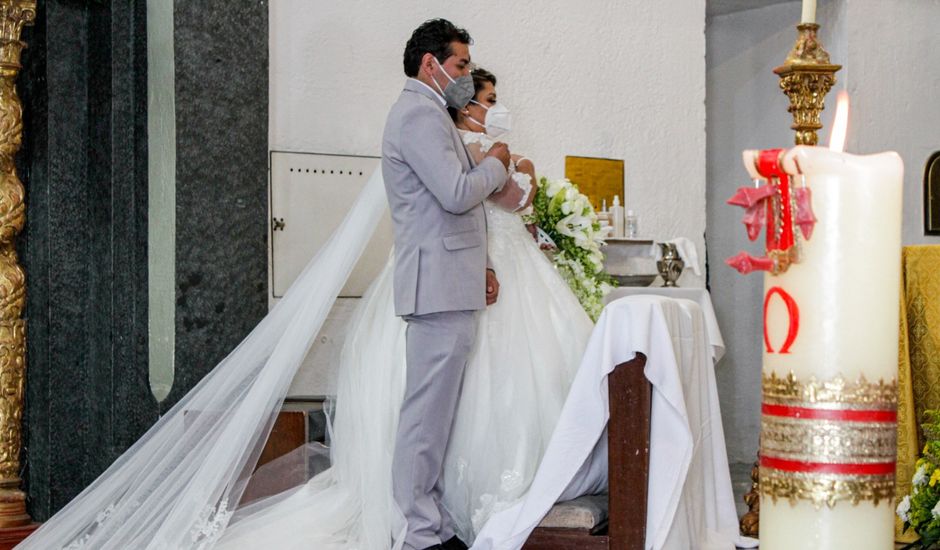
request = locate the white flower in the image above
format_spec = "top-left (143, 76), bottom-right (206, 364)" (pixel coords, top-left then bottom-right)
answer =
top-left (546, 179), bottom-right (567, 198)
top-left (932, 497), bottom-right (940, 520)
top-left (589, 251), bottom-right (604, 269)
top-left (555, 217), bottom-right (575, 238)
top-left (914, 464), bottom-right (929, 486)
top-left (897, 495), bottom-right (911, 522)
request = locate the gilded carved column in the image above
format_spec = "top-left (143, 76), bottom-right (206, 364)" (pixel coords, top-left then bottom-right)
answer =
top-left (0, 0), bottom-right (35, 529)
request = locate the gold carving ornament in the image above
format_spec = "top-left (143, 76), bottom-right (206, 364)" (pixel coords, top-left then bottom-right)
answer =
top-left (773, 24), bottom-right (841, 146)
top-left (760, 469), bottom-right (896, 508)
top-left (763, 371), bottom-right (897, 410)
top-left (0, 0), bottom-right (35, 529)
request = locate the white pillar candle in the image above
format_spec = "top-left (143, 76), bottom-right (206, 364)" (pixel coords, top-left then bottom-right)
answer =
top-left (801, 0), bottom-right (816, 24)
top-left (758, 146), bottom-right (903, 550)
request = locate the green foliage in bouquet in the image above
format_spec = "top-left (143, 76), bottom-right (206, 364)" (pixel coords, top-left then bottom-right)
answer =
top-left (898, 411), bottom-right (940, 548)
top-left (524, 177), bottom-right (615, 321)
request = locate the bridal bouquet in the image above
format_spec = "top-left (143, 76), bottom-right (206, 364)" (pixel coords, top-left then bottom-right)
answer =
top-left (898, 410), bottom-right (940, 548)
top-left (526, 176), bottom-right (614, 320)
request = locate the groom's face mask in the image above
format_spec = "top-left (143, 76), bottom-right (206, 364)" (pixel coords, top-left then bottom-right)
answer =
top-left (429, 56), bottom-right (475, 110)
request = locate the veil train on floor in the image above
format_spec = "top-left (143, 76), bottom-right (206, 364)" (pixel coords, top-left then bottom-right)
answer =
top-left (18, 170), bottom-right (387, 549)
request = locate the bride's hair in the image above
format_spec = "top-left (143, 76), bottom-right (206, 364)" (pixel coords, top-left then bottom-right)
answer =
top-left (449, 67), bottom-right (497, 123)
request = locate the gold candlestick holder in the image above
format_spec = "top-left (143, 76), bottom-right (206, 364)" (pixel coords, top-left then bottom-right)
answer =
top-left (739, 22), bottom-right (842, 540)
top-left (773, 23), bottom-right (841, 146)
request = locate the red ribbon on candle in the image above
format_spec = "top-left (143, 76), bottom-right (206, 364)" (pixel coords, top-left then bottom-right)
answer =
top-left (756, 148), bottom-right (795, 253)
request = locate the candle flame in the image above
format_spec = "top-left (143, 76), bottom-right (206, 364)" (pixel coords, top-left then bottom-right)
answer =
top-left (828, 90), bottom-right (849, 153)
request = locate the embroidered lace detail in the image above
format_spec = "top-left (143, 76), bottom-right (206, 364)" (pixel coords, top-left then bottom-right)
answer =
top-left (190, 498), bottom-right (233, 548)
top-left (456, 457), bottom-right (468, 485)
top-left (95, 503), bottom-right (116, 525)
top-left (470, 491), bottom-right (522, 534)
top-left (510, 171), bottom-right (533, 211)
top-left (64, 534), bottom-right (92, 549)
top-left (499, 469), bottom-right (524, 493)
top-left (460, 130), bottom-right (495, 153)
top-left (62, 502), bottom-right (118, 548)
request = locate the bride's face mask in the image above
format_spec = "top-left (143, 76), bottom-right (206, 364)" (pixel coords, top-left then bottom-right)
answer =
top-left (466, 99), bottom-right (512, 138)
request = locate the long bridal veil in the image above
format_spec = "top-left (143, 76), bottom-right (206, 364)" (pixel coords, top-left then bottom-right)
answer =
top-left (19, 170), bottom-right (388, 549)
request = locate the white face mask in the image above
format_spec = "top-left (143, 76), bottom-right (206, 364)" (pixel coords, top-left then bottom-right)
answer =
top-left (467, 100), bottom-right (512, 138)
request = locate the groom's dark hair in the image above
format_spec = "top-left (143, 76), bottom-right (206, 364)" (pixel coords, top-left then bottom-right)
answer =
top-left (403, 19), bottom-right (472, 77)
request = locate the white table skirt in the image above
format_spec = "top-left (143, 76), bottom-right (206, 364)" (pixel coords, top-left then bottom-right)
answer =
top-left (472, 295), bottom-right (757, 550)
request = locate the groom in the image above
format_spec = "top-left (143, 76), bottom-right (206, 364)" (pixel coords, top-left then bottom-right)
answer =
top-left (382, 18), bottom-right (511, 550)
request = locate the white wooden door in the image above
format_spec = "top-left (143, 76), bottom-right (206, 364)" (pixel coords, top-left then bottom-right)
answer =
top-left (269, 151), bottom-right (393, 299)
top-left (269, 151), bottom-right (394, 397)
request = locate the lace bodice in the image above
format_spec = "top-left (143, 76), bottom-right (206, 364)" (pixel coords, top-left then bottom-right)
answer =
top-left (460, 130), bottom-right (533, 213)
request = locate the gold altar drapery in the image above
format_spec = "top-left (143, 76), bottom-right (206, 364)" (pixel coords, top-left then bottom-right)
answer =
top-left (896, 245), bottom-right (940, 541)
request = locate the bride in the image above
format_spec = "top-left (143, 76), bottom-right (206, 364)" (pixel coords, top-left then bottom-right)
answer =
top-left (17, 69), bottom-right (596, 550)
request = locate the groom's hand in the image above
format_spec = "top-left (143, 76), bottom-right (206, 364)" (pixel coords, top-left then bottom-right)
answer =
top-left (485, 269), bottom-right (500, 305)
top-left (485, 142), bottom-right (511, 170)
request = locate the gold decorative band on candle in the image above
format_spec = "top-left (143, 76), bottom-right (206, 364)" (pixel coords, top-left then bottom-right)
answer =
top-left (760, 468), bottom-right (896, 508)
top-left (760, 370), bottom-right (897, 508)
top-left (762, 371), bottom-right (897, 410)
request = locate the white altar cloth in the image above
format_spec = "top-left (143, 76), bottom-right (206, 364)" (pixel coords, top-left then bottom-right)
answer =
top-left (472, 295), bottom-right (757, 550)
top-left (605, 286), bottom-right (725, 362)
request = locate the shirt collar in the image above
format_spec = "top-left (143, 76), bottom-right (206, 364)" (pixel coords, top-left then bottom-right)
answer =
top-left (408, 77), bottom-right (446, 108)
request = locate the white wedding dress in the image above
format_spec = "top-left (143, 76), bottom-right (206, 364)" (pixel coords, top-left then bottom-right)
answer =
top-left (216, 132), bottom-right (593, 549)
top-left (18, 133), bottom-right (593, 550)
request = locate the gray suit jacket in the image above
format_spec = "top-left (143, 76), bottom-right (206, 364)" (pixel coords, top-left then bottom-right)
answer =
top-left (382, 79), bottom-right (507, 316)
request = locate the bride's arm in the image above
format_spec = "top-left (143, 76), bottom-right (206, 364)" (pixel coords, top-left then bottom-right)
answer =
top-left (512, 156), bottom-right (537, 210)
top-left (488, 154), bottom-right (536, 212)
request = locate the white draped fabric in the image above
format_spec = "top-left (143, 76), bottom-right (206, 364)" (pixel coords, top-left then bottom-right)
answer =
top-left (605, 287), bottom-right (725, 361)
top-left (471, 295), bottom-right (758, 550)
top-left (17, 172), bottom-right (389, 550)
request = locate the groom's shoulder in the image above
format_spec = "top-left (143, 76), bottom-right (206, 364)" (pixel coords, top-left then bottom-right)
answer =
top-left (391, 87), bottom-right (440, 117)
top-left (386, 89), bottom-right (447, 134)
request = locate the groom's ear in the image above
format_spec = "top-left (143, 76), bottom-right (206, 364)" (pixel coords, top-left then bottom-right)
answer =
top-left (419, 53), bottom-right (435, 75)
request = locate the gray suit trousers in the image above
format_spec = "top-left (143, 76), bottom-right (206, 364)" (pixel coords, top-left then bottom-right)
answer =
top-left (393, 310), bottom-right (477, 550)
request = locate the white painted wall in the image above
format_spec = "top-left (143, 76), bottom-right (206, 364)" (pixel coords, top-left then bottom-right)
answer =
top-left (269, 0), bottom-right (708, 286)
top-left (843, 0), bottom-right (940, 246)
top-left (706, 0), bottom-right (808, 465)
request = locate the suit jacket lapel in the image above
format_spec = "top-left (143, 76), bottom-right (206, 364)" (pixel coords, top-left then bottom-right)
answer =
top-left (403, 79), bottom-right (475, 168)
top-left (452, 126), bottom-right (475, 168)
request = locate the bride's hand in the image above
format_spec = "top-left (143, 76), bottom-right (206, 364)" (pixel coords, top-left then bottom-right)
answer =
top-left (485, 269), bottom-right (500, 305)
top-left (485, 142), bottom-right (511, 170)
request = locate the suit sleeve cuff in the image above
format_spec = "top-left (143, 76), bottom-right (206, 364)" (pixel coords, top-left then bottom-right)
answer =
top-left (480, 156), bottom-right (508, 192)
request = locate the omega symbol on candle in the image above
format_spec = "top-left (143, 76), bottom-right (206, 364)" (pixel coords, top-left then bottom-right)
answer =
top-left (762, 286), bottom-right (799, 354)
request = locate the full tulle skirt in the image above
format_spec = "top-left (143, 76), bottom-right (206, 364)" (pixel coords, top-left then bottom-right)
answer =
top-left (217, 206), bottom-right (593, 548)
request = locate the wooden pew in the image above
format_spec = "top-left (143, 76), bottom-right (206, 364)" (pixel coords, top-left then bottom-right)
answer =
top-left (524, 353), bottom-right (651, 550)
top-left (249, 354), bottom-right (652, 549)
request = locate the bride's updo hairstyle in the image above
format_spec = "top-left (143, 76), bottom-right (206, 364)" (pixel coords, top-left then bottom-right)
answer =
top-left (403, 18), bottom-right (472, 77)
top-left (449, 67), bottom-right (497, 123)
